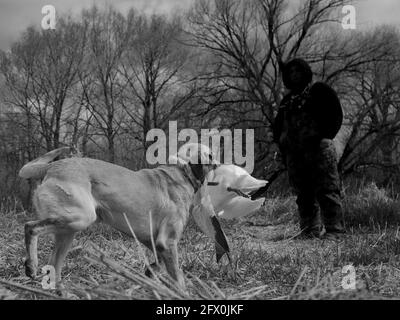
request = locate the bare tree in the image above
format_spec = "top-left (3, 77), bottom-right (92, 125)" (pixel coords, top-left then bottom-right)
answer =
top-left (79, 6), bottom-right (133, 162)
top-left (0, 18), bottom-right (86, 151)
top-left (334, 27), bottom-right (400, 178)
top-left (118, 13), bottom-right (200, 162)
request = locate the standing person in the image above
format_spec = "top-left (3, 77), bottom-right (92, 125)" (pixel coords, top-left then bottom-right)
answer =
top-left (273, 58), bottom-right (345, 239)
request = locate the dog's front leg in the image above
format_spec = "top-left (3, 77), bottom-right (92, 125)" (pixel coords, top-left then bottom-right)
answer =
top-left (156, 218), bottom-right (186, 290)
top-left (159, 241), bottom-right (185, 290)
top-left (144, 252), bottom-right (163, 278)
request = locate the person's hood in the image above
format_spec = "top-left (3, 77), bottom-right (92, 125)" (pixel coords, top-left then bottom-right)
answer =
top-left (282, 58), bottom-right (313, 91)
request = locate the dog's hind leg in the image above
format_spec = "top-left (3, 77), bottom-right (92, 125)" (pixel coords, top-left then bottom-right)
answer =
top-left (48, 232), bottom-right (76, 292)
top-left (47, 209), bottom-right (96, 294)
top-left (25, 209), bottom-right (95, 292)
top-left (24, 219), bottom-right (60, 279)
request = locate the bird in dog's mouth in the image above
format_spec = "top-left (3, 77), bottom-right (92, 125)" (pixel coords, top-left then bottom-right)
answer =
top-left (192, 164), bottom-right (268, 262)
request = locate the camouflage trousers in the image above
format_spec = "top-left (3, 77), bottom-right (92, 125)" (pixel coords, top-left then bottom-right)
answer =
top-left (285, 139), bottom-right (345, 234)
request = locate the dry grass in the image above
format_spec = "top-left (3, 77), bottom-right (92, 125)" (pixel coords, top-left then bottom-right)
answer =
top-left (1, 183), bottom-right (400, 300)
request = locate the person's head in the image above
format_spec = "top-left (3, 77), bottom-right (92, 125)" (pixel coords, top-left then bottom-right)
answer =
top-left (282, 58), bottom-right (313, 93)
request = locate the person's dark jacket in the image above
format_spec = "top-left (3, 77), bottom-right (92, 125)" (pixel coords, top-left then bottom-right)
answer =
top-left (273, 81), bottom-right (343, 144)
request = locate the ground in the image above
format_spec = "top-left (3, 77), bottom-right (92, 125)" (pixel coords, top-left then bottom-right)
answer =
top-left (1, 183), bottom-right (400, 300)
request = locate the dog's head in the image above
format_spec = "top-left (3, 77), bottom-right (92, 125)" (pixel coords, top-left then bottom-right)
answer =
top-left (176, 143), bottom-right (219, 186)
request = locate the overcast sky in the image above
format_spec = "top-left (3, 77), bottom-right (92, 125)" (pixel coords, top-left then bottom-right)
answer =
top-left (0, 0), bottom-right (398, 51)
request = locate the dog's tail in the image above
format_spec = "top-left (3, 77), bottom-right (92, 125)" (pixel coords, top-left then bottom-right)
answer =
top-left (19, 147), bottom-right (73, 179)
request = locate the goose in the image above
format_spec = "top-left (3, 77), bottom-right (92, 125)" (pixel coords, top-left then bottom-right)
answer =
top-left (207, 164), bottom-right (268, 219)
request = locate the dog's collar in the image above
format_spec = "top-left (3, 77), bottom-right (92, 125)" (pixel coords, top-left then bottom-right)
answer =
top-left (169, 155), bottom-right (203, 192)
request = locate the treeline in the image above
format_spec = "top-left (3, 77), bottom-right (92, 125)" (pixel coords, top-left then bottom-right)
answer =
top-left (1, 0), bottom-right (400, 205)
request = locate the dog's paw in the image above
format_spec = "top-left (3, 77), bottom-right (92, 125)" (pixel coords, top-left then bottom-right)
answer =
top-left (55, 282), bottom-right (78, 299)
top-left (144, 267), bottom-right (152, 278)
top-left (55, 283), bottom-right (76, 299)
top-left (24, 259), bottom-right (37, 279)
top-left (145, 263), bottom-right (161, 278)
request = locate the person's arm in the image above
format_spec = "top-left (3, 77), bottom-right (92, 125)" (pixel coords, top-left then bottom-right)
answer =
top-left (272, 95), bottom-right (291, 144)
top-left (272, 108), bottom-right (284, 144)
top-left (310, 82), bottom-right (343, 139)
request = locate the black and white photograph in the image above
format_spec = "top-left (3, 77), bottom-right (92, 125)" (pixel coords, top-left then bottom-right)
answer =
top-left (0, 0), bottom-right (400, 304)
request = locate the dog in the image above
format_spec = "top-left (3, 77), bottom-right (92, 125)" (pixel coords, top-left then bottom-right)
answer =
top-left (19, 143), bottom-right (220, 292)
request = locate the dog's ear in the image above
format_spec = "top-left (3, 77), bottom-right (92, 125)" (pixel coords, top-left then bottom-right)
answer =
top-left (189, 162), bottom-right (206, 183)
top-left (187, 147), bottom-right (218, 184)
top-left (189, 149), bottom-right (216, 183)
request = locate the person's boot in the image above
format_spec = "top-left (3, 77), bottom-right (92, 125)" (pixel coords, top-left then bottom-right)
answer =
top-left (322, 221), bottom-right (346, 240)
top-left (296, 211), bottom-right (324, 239)
top-left (298, 223), bottom-right (324, 239)
top-left (296, 197), bottom-right (323, 239)
top-left (321, 201), bottom-right (346, 240)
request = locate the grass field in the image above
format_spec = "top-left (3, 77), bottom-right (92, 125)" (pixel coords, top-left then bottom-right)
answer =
top-left (1, 182), bottom-right (400, 300)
